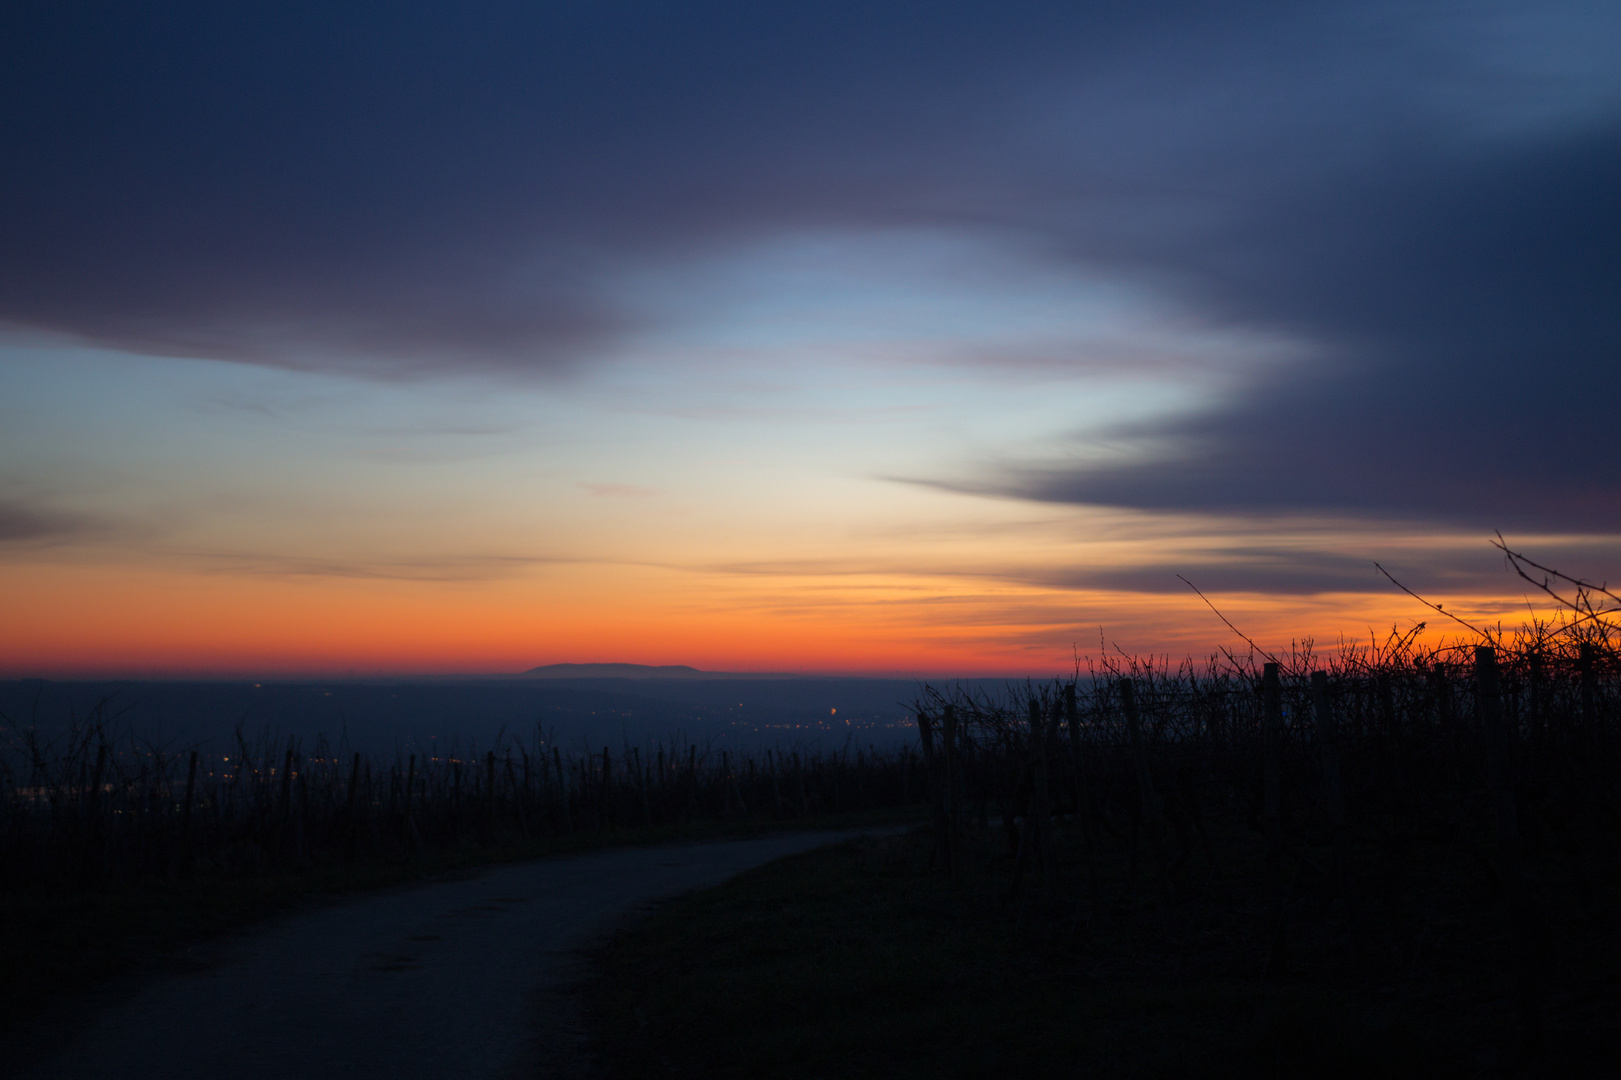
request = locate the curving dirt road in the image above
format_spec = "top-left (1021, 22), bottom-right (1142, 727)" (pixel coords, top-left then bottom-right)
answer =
top-left (17, 830), bottom-right (876, 1079)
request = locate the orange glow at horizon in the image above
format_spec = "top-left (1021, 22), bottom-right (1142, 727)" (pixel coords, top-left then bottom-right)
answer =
top-left (2, 557), bottom-right (1570, 679)
top-left (7, 343), bottom-right (1612, 684)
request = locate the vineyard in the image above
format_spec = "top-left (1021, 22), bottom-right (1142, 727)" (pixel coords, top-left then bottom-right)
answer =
top-left (0, 716), bottom-right (917, 890)
top-left (900, 573), bottom-right (1620, 1070)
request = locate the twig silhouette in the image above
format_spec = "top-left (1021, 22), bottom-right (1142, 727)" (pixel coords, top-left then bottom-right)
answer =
top-left (1177, 575), bottom-right (1284, 669)
top-left (1374, 562), bottom-right (1487, 638)
top-left (1492, 532), bottom-right (1620, 637)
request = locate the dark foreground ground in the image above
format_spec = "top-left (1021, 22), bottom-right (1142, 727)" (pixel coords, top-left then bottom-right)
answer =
top-left (586, 826), bottom-right (1621, 1079)
top-left (11, 815), bottom-right (1613, 1080)
top-left (8, 828), bottom-right (896, 1080)
top-left (3, 808), bottom-right (920, 1035)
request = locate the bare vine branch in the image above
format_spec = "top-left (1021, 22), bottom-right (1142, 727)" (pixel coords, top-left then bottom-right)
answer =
top-left (1374, 562), bottom-right (1488, 639)
top-left (1177, 574), bottom-right (1284, 669)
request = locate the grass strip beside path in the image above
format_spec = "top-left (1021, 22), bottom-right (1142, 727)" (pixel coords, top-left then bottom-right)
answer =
top-left (586, 828), bottom-right (1522, 1080)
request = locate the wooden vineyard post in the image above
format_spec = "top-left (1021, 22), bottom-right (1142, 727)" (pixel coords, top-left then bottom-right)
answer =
top-left (364, 761), bottom-right (379, 854)
top-left (278, 740), bottom-right (296, 862)
top-left (345, 751), bottom-right (362, 817)
top-left (634, 748), bottom-right (653, 828)
top-left (1066, 683), bottom-right (1101, 912)
top-left (1433, 665), bottom-right (1460, 783)
top-left (720, 750), bottom-right (733, 819)
top-left (1063, 684), bottom-right (1083, 813)
top-left (1206, 693), bottom-right (1227, 751)
top-left (916, 708), bottom-right (953, 877)
top-left (1578, 642), bottom-right (1597, 740)
top-left (794, 753), bottom-right (809, 819)
top-left (452, 759), bottom-right (463, 832)
top-left (943, 705), bottom-right (962, 875)
top-left (1476, 645), bottom-right (1545, 1053)
top-left (178, 749), bottom-right (198, 873)
top-left (1261, 663), bottom-right (1283, 890)
top-left (1312, 669), bottom-right (1357, 960)
top-left (1256, 662), bottom-right (1291, 982)
top-left (294, 751), bottom-right (308, 863)
top-left (1312, 672), bottom-right (1345, 836)
top-left (404, 753), bottom-right (415, 822)
top-left (486, 750), bottom-right (498, 843)
top-left (1121, 679), bottom-right (1170, 909)
top-left (506, 750), bottom-right (530, 840)
top-left (1528, 651), bottom-right (1545, 747)
top-left (553, 747), bottom-right (572, 834)
top-left (521, 747), bottom-right (532, 816)
top-left (731, 753), bottom-right (749, 819)
top-left (691, 747), bottom-right (700, 819)
top-left (1377, 672), bottom-right (1397, 740)
top-left (345, 751), bottom-right (362, 858)
top-left (405, 753), bottom-right (422, 853)
top-left (1031, 698), bottom-right (1057, 896)
top-left (1009, 701), bottom-right (1037, 899)
top-left (771, 750), bottom-right (787, 819)
top-left (1478, 646), bottom-right (1520, 877)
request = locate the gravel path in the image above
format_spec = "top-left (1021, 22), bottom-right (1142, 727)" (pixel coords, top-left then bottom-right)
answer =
top-left (18, 830), bottom-right (875, 1079)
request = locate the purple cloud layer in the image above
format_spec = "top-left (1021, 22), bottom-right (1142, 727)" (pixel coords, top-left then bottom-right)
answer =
top-left (3, 2), bottom-right (1617, 527)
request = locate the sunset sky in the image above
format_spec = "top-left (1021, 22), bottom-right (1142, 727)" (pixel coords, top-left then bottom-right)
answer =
top-left (3, 2), bottom-right (1618, 676)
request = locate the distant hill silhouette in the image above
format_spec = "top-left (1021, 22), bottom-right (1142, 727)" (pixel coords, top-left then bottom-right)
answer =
top-left (522, 662), bottom-right (710, 679)
top-left (519, 663), bottom-right (816, 680)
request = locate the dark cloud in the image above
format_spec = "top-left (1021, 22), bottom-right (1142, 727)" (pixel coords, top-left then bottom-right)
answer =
top-left (3, 2), bottom-right (1618, 527)
top-left (1013, 541), bottom-right (1607, 600)
top-left (1005, 120), bottom-right (1621, 530)
top-left (0, 500), bottom-right (102, 545)
top-left (0, 1), bottom-right (1130, 370)
top-left (707, 534), bottom-right (1578, 597)
top-left (1021, 553), bottom-right (1406, 598)
top-left (0, 2), bottom-right (1357, 372)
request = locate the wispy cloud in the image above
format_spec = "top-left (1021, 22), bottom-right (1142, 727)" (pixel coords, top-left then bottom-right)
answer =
top-left (697, 501), bottom-right (1621, 599)
top-left (179, 551), bottom-right (574, 583)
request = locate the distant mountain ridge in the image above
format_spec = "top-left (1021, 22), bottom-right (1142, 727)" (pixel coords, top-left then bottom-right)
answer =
top-left (519, 663), bottom-right (935, 681)
top-left (522, 662), bottom-right (711, 680)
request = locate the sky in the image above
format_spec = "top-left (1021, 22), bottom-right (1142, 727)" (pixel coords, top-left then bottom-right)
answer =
top-left (2, 1), bottom-right (1618, 677)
